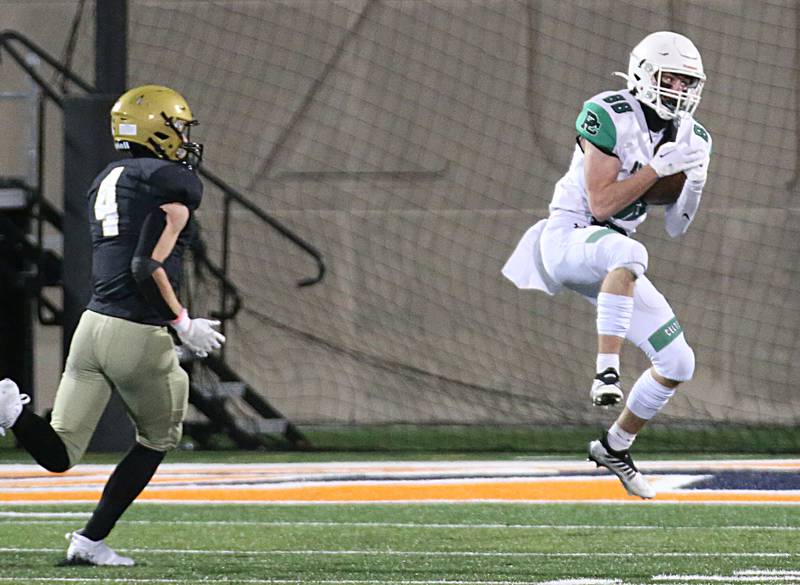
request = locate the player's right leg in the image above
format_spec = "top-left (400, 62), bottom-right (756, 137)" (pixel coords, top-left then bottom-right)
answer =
top-left (589, 233), bottom-right (649, 407)
top-left (591, 266), bottom-right (635, 407)
top-left (540, 222), bottom-right (648, 407)
top-left (2, 311), bottom-right (112, 473)
top-left (0, 379), bottom-right (30, 436)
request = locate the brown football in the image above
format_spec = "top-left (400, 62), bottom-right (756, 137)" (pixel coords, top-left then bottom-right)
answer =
top-left (641, 172), bottom-right (686, 205)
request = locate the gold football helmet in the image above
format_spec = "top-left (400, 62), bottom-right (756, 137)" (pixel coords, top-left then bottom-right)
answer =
top-left (111, 85), bottom-right (203, 166)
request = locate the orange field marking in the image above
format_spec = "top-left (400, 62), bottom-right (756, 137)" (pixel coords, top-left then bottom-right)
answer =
top-left (2, 461), bottom-right (800, 504)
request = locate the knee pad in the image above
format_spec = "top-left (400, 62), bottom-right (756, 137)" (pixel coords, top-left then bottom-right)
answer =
top-left (651, 335), bottom-right (695, 382)
top-left (137, 422), bottom-right (183, 452)
top-left (612, 239), bottom-right (649, 278)
top-left (626, 369), bottom-right (676, 420)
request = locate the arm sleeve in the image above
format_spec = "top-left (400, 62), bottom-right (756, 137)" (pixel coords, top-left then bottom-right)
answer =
top-left (664, 178), bottom-right (705, 238)
top-left (150, 163), bottom-right (204, 211)
top-left (130, 208), bottom-right (179, 321)
top-left (575, 101), bottom-right (617, 157)
top-left (664, 119), bottom-right (712, 238)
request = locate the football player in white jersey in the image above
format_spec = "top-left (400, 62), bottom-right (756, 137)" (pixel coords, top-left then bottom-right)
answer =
top-left (502, 31), bottom-right (712, 498)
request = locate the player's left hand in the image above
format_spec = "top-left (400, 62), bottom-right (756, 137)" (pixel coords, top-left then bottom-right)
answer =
top-left (170, 309), bottom-right (226, 357)
top-left (675, 112), bottom-right (710, 183)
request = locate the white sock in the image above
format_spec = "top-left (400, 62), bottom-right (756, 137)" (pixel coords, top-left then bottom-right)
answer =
top-left (626, 369), bottom-right (676, 420)
top-left (596, 292), bottom-right (634, 338)
top-left (596, 353), bottom-right (619, 374)
top-left (606, 422), bottom-right (636, 451)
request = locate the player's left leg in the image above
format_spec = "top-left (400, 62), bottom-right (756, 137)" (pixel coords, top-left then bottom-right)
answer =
top-left (589, 275), bottom-right (694, 499)
top-left (68, 316), bottom-right (188, 564)
top-left (616, 275), bottom-right (695, 444)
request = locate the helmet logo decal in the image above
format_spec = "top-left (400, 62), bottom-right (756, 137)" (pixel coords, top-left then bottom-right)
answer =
top-left (580, 110), bottom-right (601, 136)
top-left (118, 123), bottom-right (137, 136)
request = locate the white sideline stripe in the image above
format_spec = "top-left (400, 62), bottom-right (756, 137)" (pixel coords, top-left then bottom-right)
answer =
top-left (654, 577), bottom-right (800, 582)
top-left (0, 579), bottom-right (619, 585)
top-left (3, 513), bottom-right (800, 531)
top-left (737, 571), bottom-right (800, 576)
top-left (0, 547), bottom-right (796, 558)
top-left (2, 459), bottom-right (800, 473)
top-left (0, 511), bottom-right (90, 518)
top-left (539, 582), bottom-right (620, 585)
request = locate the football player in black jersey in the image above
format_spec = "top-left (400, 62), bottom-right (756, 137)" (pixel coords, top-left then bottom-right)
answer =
top-left (0, 85), bottom-right (224, 565)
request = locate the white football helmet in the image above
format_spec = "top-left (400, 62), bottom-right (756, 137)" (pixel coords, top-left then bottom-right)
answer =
top-left (615, 31), bottom-right (705, 120)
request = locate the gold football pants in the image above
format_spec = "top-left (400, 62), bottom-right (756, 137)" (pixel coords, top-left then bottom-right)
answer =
top-left (50, 310), bottom-right (189, 466)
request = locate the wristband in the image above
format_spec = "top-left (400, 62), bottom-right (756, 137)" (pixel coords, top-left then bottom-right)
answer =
top-left (170, 308), bottom-right (191, 334)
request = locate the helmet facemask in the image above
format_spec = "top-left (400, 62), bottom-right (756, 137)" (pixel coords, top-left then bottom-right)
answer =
top-left (160, 113), bottom-right (203, 168)
top-left (626, 61), bottom-right (704, 120)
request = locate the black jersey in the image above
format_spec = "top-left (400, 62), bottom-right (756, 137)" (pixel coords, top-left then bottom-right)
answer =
top-left (86, 157), bottom-right (203, 325)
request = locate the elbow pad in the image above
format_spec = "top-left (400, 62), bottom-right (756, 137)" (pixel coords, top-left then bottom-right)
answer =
top-left (131, 256), bottom-right (163, 283)
top-left (130, 256), bottom-right (179, 321)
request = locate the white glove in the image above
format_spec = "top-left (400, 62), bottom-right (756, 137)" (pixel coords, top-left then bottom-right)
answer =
top-left (170, 308), bottom-right (226, 358)
top-left (674, 112), bottom-right (711, 182)
top-left (649, 141), bottom-right (707, 178)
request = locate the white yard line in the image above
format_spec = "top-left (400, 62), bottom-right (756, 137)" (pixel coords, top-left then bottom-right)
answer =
top-left (0, 547), bottom-right (796, 558)
top-left (654, 577), bottom-right (800, 582)
top-left (1, 459), bottom-right (799, 474)
top-left (2, 512), bottom-right (800, 531)
top-left (736, 571), bottom-right (800, 576)
top-left (0, 578), bottom-right (619, 585)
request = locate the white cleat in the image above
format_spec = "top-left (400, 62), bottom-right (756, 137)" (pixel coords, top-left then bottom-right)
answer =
top-left (590, 367), bottom-right (623, 408)
top-left (63, 532), bottom-right (135, 566)
top-left (0, 378), bottom-right (29, 436)
top-left (588, 433), bottom-right (656, 499)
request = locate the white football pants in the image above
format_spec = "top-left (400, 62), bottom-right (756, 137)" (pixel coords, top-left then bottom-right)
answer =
top-left (540, 217), bottom-right (694, 381)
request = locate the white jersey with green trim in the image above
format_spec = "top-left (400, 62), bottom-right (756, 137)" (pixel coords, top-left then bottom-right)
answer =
top-left (549, 89), bottom-right (669, 235)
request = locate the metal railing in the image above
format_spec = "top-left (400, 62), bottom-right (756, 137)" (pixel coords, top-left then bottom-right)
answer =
top-left (0, 29), bottom-right (326, 327)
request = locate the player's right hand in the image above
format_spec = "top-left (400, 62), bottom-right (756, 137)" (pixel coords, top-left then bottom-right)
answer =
top-left (170, 309), bottom-right (226, 357)
top-left (649, 141), bottom-right (706, 178)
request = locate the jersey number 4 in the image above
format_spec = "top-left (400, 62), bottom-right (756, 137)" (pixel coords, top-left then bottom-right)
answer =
top-left (95, 166), bottom-right (124, 237)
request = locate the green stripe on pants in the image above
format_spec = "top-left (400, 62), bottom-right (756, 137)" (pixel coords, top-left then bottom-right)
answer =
top-left (586, 227), bottom-right (616, 243)
top-left (648, 317), bottom-right (684, 351)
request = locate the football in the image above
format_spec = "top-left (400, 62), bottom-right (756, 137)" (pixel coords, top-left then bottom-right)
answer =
top-left (641, 172), bottom-right (686, 205)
